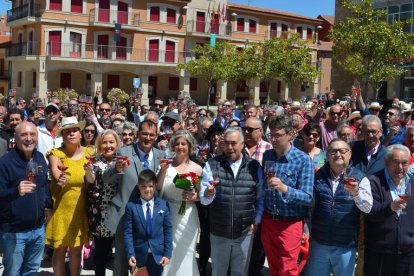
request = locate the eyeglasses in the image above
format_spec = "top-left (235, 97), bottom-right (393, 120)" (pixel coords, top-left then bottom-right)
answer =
top-left (267, 132), bottom-right (288, 139)
top-left (387, 111), bottom-right (396, 116)
top-left (122, 132), bottom-right (134, 137)
top-left (163, 121), bottom-right (177, 126)
top-left (304, 132), bottom-right (319, 138)
top-left (68, 104), bottom-right (78, 108)
top-left (83, 129), bottom-right (96, 134)
top-left (154, 104), bottom-right (163, 107)
top-left (45, 109), bottom-right (59, 114)
top-left (330, 111), bottom-right (341, 116)
top-left (242, 127), bottom-right (260, 133)
top-left (224, 104), bottom-right (232, 107)
top-left (327, 148), bottom-right (350, 155)
top-left (363, 129), bottom-right (380, 136)
top-left (140, 132), bottom-right (157, 138)
top-left (100, 108), bottom-right (110, 112)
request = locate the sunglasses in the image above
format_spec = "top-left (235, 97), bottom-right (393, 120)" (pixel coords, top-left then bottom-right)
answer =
top-left (330, 111), bottom-right (341, 116)
top-left (327, 148), bottom-right (350, 155)
top-left (68, 104), bottom-right (78, 108)
top-left (154, 104), bottom-right (163, 107)
top-left (83, 129), bottom-right (96, 134)
top-left (100, 108), bottom-right (111, 112)
top-left (304, 132), bottom-right (319, 138)
top-left (387, 111), bottom-right (396, 116)
top-left (122, 132), bottom-right (134, 137)
top-left (242, 127), bottom-right (260, 133)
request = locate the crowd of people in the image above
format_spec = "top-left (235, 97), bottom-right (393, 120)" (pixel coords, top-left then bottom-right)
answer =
top-left (0, 89), bottom-right (413, 276)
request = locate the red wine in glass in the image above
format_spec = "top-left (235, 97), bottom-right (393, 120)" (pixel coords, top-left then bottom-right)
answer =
top-left (343, 176), bottom-right (356, 186)
top-left (199, 149), bottom-right (209, 156)
top-left (86, 156), bottom-right (96, 163)
top-left (27, 172), bottom-right (37, 182)
top-left (265, 171), bottom-right (275, 178)
top-left (209, 180), bottom-right (220, 187)
top-left (399, 194), bottom-right (410, 201)
top-left (58, 165), bottom-right (68, 172)
top-left (160, 159), bottom-right (173, 165)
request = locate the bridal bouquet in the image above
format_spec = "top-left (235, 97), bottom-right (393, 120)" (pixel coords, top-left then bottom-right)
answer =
top-left (173, 172), bottom-right (201, 215)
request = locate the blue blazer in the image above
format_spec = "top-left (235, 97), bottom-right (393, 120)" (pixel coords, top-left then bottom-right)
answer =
top-left (123, 196), bottom-right (173, 266)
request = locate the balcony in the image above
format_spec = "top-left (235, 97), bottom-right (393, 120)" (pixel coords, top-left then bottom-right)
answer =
top-left (46, 42), bottom-right (192, 64)
top-left (89, 8), bottom-right (139, 26)
top-left (7, 3), bottom-right (40, 23)
top-left (265, 30), bottom-right (290, 40)
top-left (186, 20), bottom-right (232, 36)
top-left (6, 42), bottom-right (39, 57)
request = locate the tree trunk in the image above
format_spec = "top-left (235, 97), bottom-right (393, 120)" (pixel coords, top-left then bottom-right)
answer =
top-left (207, 81), bottom-right (212, 110)
top-left (266, 80), bottom-right (272, 106)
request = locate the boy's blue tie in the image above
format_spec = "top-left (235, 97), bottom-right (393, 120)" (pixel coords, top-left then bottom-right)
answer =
top-left (144, 154), bottom-right (149, 169)
top-left (146, 202), bottom-right (152, 235)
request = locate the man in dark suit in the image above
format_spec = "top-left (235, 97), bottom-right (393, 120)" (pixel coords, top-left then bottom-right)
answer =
top-left (351, 115), bottom-right (386, 176)
top-left (364, 144), bottom-right (414, 275)
top-left (124, 169), bottom-right (172, 276)
top-left (104, 119), bottom-right (165, 276)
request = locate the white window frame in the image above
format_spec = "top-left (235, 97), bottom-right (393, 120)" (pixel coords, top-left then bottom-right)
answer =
top-left (147, 3), bottom-right (179, 24)
top-left (268, 20), bottom-right (290, 38)
top-left (146, 36), bottom-right (179, 63)
top-left (234, 15), bottom-right (259, 33)
top-left (93, 31), bottom-right (131, 60)
top-left (295, 24), bottom-right (314, 40)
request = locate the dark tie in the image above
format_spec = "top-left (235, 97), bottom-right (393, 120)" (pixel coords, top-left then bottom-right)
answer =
top-left (146, 202), bottom-right (152, 235)
top-left (144, 153), bottom-right (149, 169)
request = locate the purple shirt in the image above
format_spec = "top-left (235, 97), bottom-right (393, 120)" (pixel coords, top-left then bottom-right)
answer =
top-left (319, 121), bottom-right (338, 151)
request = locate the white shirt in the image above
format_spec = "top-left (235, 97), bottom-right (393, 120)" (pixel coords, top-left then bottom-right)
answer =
top-left (366, 142), bottom-right (380, 162)
top-left (141, 198), bottom-right (154, 219)
top-left (37, 123), bottom-right (63, 164)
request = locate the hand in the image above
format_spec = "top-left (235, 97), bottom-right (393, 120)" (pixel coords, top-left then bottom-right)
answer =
top-left (160, 257), bottom-right (170, 267)
top-left (115, 158), bottom-right (128, 173)
top-left (389, 125), bottom-right (400, 134)
top-left (391, 198), bottom-right (407, 212)
top-left (18, 180), bottom-right (36, 196)
top-left (204, 186), bottom-right (215, 198)
top-left (159, 160), bottom-right (171, 171)
top-left (45, 208), bottom-right (53, 224)
top-left (158, 140), bottom-right (169, 150)
top-left (267, 177), bottom-right (288, 193)
top-left (182, 190), bottom-right (197, 202)
top-left (344, 180), bottom-right (359, 197)
top-left (33, 110), bottom-right (42, 120)
top-left (128, 256), bottom-right (136, 267)
top-left (57, 173), bottom-right (68, 187)
top-left (250, 224), bottom-right (258, 234)
top-left (84, 162), bottom-right (94, 174)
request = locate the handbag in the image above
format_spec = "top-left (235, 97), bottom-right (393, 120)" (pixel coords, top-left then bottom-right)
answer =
top-left (130, 265), bottom-right (149, 276)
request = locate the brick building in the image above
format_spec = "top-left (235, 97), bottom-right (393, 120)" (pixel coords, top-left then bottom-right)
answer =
top-left (6, 0), bottom-right (325, 105)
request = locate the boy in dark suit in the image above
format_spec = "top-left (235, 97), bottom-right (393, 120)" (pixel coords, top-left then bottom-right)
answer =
top-left (123, 169), bottom-right (173, 276)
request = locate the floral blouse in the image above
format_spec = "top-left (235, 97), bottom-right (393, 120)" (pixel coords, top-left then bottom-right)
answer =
top-left (87, 157), bottom-right (118, 237)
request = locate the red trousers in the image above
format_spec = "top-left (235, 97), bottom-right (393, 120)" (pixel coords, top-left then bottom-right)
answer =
top-left (261, 214), bottom-right (303, 276)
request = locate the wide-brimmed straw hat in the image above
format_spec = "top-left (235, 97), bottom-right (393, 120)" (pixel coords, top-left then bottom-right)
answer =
top-left (56, 117), bottom-right (86, 136)
top-left (368, 102), bottom-right (382, 110)
top-left (348, 111), bottom-right (361, 121)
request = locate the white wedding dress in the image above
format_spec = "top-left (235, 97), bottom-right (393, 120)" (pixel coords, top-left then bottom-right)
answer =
top-left (160, 166), bottom-right (200, 276)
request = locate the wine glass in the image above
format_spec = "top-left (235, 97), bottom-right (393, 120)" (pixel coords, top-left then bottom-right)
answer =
top-left (210, 167), bottom-right (220, 187)
top-left (115, 152), bottom-right (129, 174)
top-left (264, 161), bottom-right (276, 180)
top-left (399, 178), bottom-right (412, 215)
top-left (26, 159), bottom-right (38, 183)
top-left (36, 99), bottom-right (46, 121)
top-left (343, 167), bottom-right (357, 200)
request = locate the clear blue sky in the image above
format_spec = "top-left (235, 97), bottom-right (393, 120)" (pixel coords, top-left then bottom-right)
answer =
top-left (0, 1), bottom-right (335, 18)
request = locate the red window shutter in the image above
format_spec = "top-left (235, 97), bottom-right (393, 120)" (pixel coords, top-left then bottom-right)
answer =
top-left (50, 0), bottom-right (62, 11)
top-left (71, 0), bottom-right (82, 13)
top-left (297, 26), bottom-right (303, 38)
top-left (237, 18), bottom-right (244, 32)
top-left (190, 77), bottom-right (197, 91)
top-left (148, 39), bottom-right (159, 62)
top-left (97, 35), bottom-right (109, 59)
top-left (150, 6), bottom-right (160, 22)
top-left (167, 8), bottom-right (176, 24)
top-left (60, 73), bottom-right (71, 88)
top-left (107, 75), bottom-right (120, 89)
top-left (168, 77), bottom-right (179, 91)
top-left (270, 23), bottom-right (277, 38)
top-left (249, 20), bottom-right (256, 33)
top-left (307, 28), bottom-right (313, 40)
top-left (98, 0), bottom-right (110, 22)
top-left (117, 1), bottom-right (128, 24)
top-left (32, 71), bottom-right (36, 88)
top-left (49, 31), bottom-right (61, 56)
top-left (196, 12), bottom-right (205, 32)
top-left (165, 40), bottom-right (175, 63)
top-left (116, 36), bottom-right (127, 60)
top-left (282, 24), bottom-right (288, 38)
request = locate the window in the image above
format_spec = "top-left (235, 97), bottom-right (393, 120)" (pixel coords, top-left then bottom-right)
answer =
top-left (282, 24), bottom-right (289, 38)
top-left (165, 40), bottom-right (175, 63)
top-left (236, 81), bottom-right (247, 92)
top-left (17, 71), bottom-right (22, 87)
top-left (190, 77), bottom-right (197, 91)
top-left (167, 8), bottom-right (176, 24)
top-left (237, 18), bottom-right (244, 32)
top-left (49, 31), bottom-right (62, 56)
top-left (148, 39), bottom-right (159, 62)
top-left (249, 19), bottom-right (256, 33)
top-left (116, 36), bottom-right (127, 60)
top-left (97, 35), bottom-right (109, 59)
top-left (401, 3), bottom-right (412, 12)
top-left (32, 72), bottom-right (36, 88)
top-left (260, 81), bottom-right (267, 92)
top-left (69, 32), bottom-right (81, 57)
top-left (50, 0), bottom-right (62, 11)
top-left (270, 22), bottom-right (277, 38)
top-left (107, 74), bottom-right (120, 89)
top-left (169, 77), bottom-right (179, 90)
top-left (296, 26), bottom-right (303, 38)
top-left (71, 0), bottom-right (82, 13)
top-left (60, 73), bottom-right (71, 88)
top-left (307, 28), bottom-right (313, 40)
top-left (196, 12), bottom-right (205, 32)
top-left (150, 6), bottom-right (160, 22)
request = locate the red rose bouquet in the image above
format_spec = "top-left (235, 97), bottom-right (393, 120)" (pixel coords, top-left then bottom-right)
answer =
top-left (173, 172), bottom-right (201, 215)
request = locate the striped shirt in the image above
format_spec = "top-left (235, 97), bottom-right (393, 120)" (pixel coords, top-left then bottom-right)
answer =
top-left (263, 145), bottom-right (314, 218)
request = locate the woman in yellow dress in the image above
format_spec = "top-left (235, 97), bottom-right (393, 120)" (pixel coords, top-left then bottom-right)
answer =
top-left (46, 117), bottom-right (93, 276)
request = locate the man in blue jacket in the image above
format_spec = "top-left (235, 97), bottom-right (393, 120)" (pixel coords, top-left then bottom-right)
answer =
top-left (0, 122), bottom-right (52, 275)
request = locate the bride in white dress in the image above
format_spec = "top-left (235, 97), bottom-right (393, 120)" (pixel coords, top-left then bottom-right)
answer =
top-left (157, 130), bottom-right (202, 276)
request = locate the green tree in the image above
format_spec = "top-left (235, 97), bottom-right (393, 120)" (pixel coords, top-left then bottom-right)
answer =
top-left (176, 42), bottom-right (233, 110)
top-left (259, 34), bottom-right (318, 104)
top-left (330, 0), bottom-right (414, 99)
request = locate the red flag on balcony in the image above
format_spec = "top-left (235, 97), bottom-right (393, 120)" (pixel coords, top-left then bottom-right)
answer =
top-left (222, 5), bottom-right (226, 22)
top-left (217, 2), bottom-right (220, 21)
top-left (211, 2), bottom-right (216, 19)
